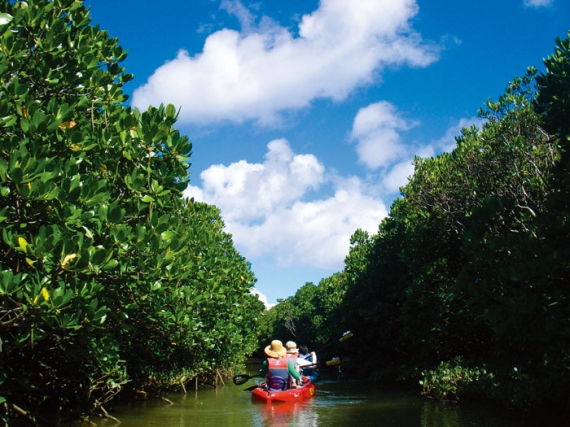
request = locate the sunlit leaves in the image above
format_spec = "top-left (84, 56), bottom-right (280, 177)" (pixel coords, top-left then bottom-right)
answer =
top-left (0, 12), bottom-right (13, 26)
top-left (0, 0), bottom-right (262, 421)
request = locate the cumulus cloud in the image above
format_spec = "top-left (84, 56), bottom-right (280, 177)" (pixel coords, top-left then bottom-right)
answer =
top-left (182, 110), bottom-right (484, 272)
top-left (349, 101), bottom-right (417, 169)
top-left (189, 139), bottom-right (326, 221)
top-left (349, 102), bottom-right (485, 194)
top-left (523, 0), bottom-right (552, 7)
top-left (380, 116), bottom-right (484, 192)
top-left (380, 159), bottom-right (415, 194)
top-left (184, 140), bottom-right (387, 270)
top-left (250, 288), bottom-right (275, 310)
top-left (131, 0), bottom-right (439, 126)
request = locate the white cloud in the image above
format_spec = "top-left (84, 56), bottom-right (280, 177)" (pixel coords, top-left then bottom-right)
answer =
top-left (131, 0), bottom-right (439, 126)
top-left (250, 288), bottom-right (275, 310)
top-left (184, 140), bottom-right (387, 270)
top-left (523, 0), bottom-right (552, 7)
top-left (380, 116), bottom-right (485, 192)
top-left (183, 115), bottom-right (485, 272)
top-left (188, 139), bottom-right (325, 221)
top-left (381, 159), bottom-right (415, 194)
top-left (348, 103), bottom-right (485, 194)
top-left (349, 101), bottom-right (416, 170)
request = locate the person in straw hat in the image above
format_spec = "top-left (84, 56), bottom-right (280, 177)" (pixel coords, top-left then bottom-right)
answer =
top-left (287, 341), bottom-right (319, 383)
top-left (285, 341), bottom-right (303, 386)
top-left (260, 340), bottom-right (302, 390)
top-left (285, 341), bottom-right (299, 356)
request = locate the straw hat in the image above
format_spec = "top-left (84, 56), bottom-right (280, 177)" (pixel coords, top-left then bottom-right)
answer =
top-left (285, 341), bottom-right (299, 354)
top-left (265, 340), bottom-right (287, 358)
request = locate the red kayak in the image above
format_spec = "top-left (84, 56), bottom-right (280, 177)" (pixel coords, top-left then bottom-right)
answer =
top-left (251, 376), bottom-right (316, 403)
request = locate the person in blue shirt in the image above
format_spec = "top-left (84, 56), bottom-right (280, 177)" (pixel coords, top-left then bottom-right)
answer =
top-left (299, 344), bottom-right (319, 380)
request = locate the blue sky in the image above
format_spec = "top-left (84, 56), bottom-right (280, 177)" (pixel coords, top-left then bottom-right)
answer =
top-left (85, 0), bottom-right (568, 307)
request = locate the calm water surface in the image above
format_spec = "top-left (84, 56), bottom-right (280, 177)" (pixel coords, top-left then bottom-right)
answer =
top-left (86, 378), bottom-right (561, 427)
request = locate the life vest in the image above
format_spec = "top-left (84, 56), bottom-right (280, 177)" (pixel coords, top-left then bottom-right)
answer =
top-left (286, 353), bottom-right (300, 364)
top-left (266, 356), bottom-right (290, 390)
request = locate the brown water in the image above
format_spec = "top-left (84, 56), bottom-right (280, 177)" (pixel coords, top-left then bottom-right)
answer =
top-left (84, 378), bottom-right (562, 427)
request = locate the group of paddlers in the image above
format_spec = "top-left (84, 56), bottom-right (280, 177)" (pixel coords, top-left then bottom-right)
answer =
top-left (259, 340), bottom-right (317, 391)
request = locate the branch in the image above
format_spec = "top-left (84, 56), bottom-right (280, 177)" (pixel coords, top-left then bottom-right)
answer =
top-left (95, 400), bottom-right (120, 423)
top-left (11, 403), bottom-right (36, 424)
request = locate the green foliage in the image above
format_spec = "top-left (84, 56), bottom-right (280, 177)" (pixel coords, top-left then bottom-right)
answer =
top-left (535, 31), bottom-right (570, 140)
top-left (534, 31), bottom-right (570, 299)
top-left (419, 358), bottom-right (494, 403)
top-left (266, 32), bottom-right (570, 413)
top-left (258, 272), bottom-right (349, 352)
top-left (0, 0), bottom-right (264, 423)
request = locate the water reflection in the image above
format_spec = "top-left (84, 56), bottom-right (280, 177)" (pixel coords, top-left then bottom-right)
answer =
top-left (79, 378), bottom-right (554, 427)
top-left (252, 401), bottom-right (319, 427)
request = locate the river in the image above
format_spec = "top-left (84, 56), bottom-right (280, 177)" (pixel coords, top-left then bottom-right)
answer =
top-left (81, 375), bottom-right (562, 427)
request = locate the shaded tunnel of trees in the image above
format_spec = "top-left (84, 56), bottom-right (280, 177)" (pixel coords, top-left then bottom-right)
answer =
top-left (1, 0), bottom-right (569, 423)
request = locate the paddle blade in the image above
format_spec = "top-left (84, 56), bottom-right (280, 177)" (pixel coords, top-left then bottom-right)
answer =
top-left (326, 357), bottom-right (341, 366)
top-left (233, 374), bottom-right (251, 385)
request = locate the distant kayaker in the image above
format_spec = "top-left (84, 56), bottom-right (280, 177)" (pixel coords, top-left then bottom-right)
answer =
top-left (299, 345), bottom-right (317, 365)
top-left (260, 340), bottom-right (302, 390)
top-left (299, 344), bottom-right (318, 378)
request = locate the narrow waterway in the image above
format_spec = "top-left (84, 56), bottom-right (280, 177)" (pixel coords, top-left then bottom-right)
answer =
top-left (82, 376), bottom-right (561, 427)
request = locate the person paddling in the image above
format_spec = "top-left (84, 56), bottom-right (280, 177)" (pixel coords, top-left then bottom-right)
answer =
top-left (299, 345), bottom-right (317, 365)
top-left (285, 341), bottom-right (303, 386)
top-left (285, 341), bottom-right (300, 363)
top-left (299, 345), bottom-right (318, 374)
top-left (260, 340), bottom-right (302, 391)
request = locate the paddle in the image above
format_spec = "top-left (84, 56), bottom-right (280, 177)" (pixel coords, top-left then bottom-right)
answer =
top-left (232, 374), bottom-right (268, 392)
top-left (232, 364), bottom-right (318, 386)
top-left (234, 331), bottom-right (353, 390)
top-left (314, 330), bottom-right (353, 354)
top-left (325, 356), bottom-right (350, 367)
top-left (233, 364), bottom-right (320, 391)
top-left (233, 373), bottom-right (263, 386)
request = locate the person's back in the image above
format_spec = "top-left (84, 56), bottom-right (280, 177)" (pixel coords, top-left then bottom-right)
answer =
top-left (299, 344), bottom-right (318, 377)
top-left (266, 354), bottom-right (289, 390)
top-left (261, 340), bottom-right (302, 390)
top-left (285, 341), bottom-right (303, 387)
top-left (299, 345), bottom-right (317, 363)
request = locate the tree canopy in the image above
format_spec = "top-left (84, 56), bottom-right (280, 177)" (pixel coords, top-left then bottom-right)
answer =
top-left (0, 0), bottom-right (264, 423)
top-left (260, 31), bottom-right (570, 413)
